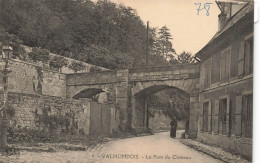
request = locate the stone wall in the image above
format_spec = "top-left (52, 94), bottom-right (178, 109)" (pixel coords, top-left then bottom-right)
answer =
top-left (0, 59), bottom-right (67, 98)
top-left (5, 59), bottom-right (38, 94)
top-left (22, 45), bottom-right (108, 74)
top-left (42, 71), bottom-right (66, 98)
top-left (7, 93), bottom-right (91, 134)
top-left (4, 92), bottom-right (117, 136)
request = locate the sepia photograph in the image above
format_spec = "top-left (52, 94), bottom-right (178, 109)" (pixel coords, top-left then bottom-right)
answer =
top-left (0, 0), bottom-right (255, 162)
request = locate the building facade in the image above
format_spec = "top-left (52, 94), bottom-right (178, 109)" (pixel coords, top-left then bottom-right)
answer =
top-left (195, 2), bottom-right (253, 158)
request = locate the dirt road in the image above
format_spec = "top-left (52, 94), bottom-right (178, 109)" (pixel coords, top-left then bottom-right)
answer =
top-left (0, 132), bottom-right (222, 163)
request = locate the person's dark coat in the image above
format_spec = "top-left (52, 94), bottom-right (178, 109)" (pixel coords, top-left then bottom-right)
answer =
top-left (170, 119), bottom-right (177, 138)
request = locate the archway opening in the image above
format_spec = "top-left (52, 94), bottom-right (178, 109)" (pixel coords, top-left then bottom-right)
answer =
top-left (72, 88), bottom-right (107, 103)
top-left (134, 85), bottom-right (190, 133)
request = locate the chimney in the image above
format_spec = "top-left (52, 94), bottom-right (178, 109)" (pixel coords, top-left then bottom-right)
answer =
top-left (218, 13), bottom-right (227, 31)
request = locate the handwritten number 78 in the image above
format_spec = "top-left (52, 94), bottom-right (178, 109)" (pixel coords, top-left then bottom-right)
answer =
top-left (195, 3), bottom-right (213, 16)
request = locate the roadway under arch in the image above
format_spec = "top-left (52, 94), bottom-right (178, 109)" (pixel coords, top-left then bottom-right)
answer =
top-left (132, 85), bottom-right (190, 133)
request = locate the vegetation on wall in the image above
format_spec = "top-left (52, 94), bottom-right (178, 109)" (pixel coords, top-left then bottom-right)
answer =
top-left (68, 61), bottom-right (86, 73)
top-left (35, 66), bottom-right (43, 94)
top-left (49, 56), bottom-right (69, 72)
top-left (34, 106), bottom-right (78, 134)
top-left (28, 47), bottom-right (50, 63)
top-left (90, 66), bottom-right (103, 72)
top-left (5, 104), bottom-right (16, 122)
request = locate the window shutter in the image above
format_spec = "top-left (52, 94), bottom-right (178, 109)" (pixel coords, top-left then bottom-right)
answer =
top-left (225, 50), bottom-right (231, 79)
top-left (199, 103), bottom-right (203, 132)
top-left (201, 62), bottom-right (205, 88)
top-left (208, 100), bottom-right (212, 133)
top-left (213, 99), bottom-right (219, 134)
top-left (226, 96), bottom-right (231, 136)
top-left (238, 41), bottom-right (245, 77)
top-left (242, 95), bottom-right (247, 137)
top-left (208, 61), bottom-right (212, 86)
top-left (235, 96), bottom-right (242, 136)
top-left (220, 55), bottom-right (225, 80)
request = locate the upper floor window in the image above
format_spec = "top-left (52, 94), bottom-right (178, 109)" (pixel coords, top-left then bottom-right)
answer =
top-left (220, 48), bottom-right (231, 81)
top-left (244, 37), bottom-right (253, 75)
top-left (238, 34), bottom-right (253, 77)
top-left (204, 59), bottom-right (211, 87)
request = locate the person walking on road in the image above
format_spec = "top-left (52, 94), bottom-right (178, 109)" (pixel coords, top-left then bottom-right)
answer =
top-left (170, 118), bottom-right (177, 138)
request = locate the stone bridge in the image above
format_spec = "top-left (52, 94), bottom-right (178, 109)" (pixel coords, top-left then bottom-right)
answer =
top-left (66, 63), bottom-right (200, 135)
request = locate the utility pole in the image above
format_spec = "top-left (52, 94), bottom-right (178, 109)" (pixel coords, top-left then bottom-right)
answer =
top-left (146, 97), bottom-right (149, 130)
top-left (146, 21), bottom-right (149, 67)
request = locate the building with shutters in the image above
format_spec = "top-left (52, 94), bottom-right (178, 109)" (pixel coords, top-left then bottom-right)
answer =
top-left (195, 2), bottom-right (253, 158)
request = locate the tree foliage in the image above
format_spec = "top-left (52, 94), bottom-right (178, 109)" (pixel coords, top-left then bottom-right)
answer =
top-left (68, 61), bottom-right (86, 73)
top-left (171, 51), bottom-right (196, 64)
top-left (0, 28), bottom-right (26, 60)
top-left (0, 0), bottom-right (174, 69)
top-left (148, 88), bottom-right (190, 120)
top-left (151, 26), bottom-right (176, 61)
top-left (28, 47), bottom-right (50, 63)
top-left (49, 56), bottom-right (69, 71)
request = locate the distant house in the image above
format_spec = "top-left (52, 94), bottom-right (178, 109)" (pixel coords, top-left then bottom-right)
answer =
top-left (195, 2), bottom-right (253, 158)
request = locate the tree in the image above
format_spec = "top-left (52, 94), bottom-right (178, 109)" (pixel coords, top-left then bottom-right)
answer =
top-left (49, 56), bottom-right (69, 72)
top-left (68, 61), bottom-right (86, 73)
top-left (152, 26), bottom-right (176, 61)
top-left (0, 0), bottom-right (176, 69)
top-left (0, 28), bottom-right (26, 60)
top-left (28, 47), bottom-right (50, 63)
top-left (158, 26), bottom-right (176, 58)
top-left (148, 88), bottom-right (190, 120)
top-left (171, 51), bottom-right (196, 64)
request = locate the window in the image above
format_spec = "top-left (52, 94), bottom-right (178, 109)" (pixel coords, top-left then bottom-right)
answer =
top-left (203, 102), bottom-right (209, 132)
top-left (242, 94), bottom-right (253, 138)
top-left (219, 98), bottom-right (230, 135)
top-left (220, 48), bottom-right (231, 81)
top-left (204, 60), bottom-right (211, 87)
top-left (244, 37), bottom-right (253, 75)
top-left (238, 34), bottom-right (253, 77)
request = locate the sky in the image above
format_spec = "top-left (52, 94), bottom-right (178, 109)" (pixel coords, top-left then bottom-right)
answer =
top-left (92, 0), bottom-right (221, 54)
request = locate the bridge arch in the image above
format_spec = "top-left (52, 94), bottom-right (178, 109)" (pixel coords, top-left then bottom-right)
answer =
top-left (69, 84), bottom-right (116, 103)
top-left (72, 88), bottom-right (104, 100)
top-left (130, 82), bottom-right (194, 132)
top-left (132, 79), bottom-right (198, 96)
top-left (66, 64), bottom-right (200, 135)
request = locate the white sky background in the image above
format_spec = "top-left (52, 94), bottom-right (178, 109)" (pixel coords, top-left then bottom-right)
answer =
top-left (92, 0), bottom-right (221, 54)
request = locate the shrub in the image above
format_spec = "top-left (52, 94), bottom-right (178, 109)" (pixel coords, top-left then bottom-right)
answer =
top-left (90, 66), bottom-right (103, 72)
top-left (28, 47), bottom-right (50, 63)
top-left (7, 127), bottom-right (51, 143)
top-left (49, 56), bottom-right (69, 72)
top-left (68, 61), bottom-right (86, 73)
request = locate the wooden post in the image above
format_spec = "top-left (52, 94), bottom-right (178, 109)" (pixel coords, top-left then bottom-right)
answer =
top-left (146, 21), bottom-right (149, 67)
